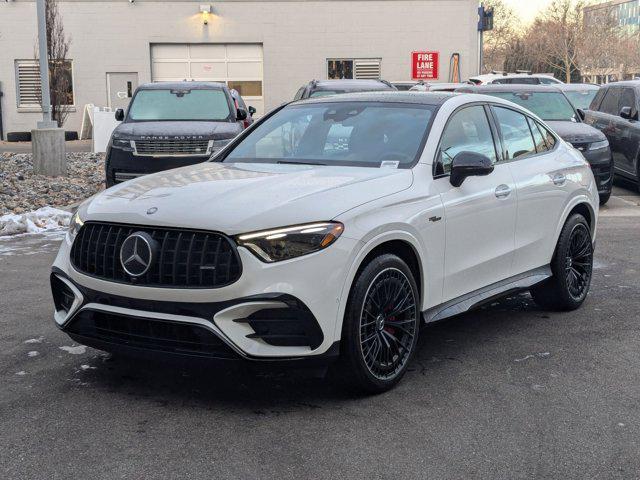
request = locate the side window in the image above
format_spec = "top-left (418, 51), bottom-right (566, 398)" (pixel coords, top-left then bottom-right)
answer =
top-left (600, 88), bottom-right (622, 115)
top-left (293, 87), bottom-right (306, 101)
top-left (620, 88), bottom-right (636, 113)
top-left (590, 88), bottom-right (606, 110)
top-left (539, 77), bottom-right (556, 85)
top-left (435, 105), bottom-right (497, 176)
top-left (527, 117), bottom-right (548, 153)
top-left (493, 107), bottom-right (537, 160)
top-left (539, 123), bottom-right (557, 148)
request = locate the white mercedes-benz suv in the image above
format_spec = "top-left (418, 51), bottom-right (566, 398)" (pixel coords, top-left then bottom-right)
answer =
top-left (51, 92), bottom-right (598, 393)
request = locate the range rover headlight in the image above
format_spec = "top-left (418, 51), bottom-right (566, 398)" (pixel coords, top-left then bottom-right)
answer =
top-left (111, 138), bottom-right (134, 151)
top-left (589, 140), bottom-right (609, 151)
top-left (235, 222), bottom-right (344, 263)
top-left (67, 211), bottom-right (84, 242)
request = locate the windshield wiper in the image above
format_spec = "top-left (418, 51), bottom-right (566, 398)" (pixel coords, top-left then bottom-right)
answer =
top-left (277, 160), bottom-right (327, 166)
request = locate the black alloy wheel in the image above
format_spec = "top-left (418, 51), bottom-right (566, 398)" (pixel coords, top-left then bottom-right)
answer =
top-left (531, 213), bottom-right (594, 311)
top-left (564, 222), bottom-right (594, 302)
top-left (338, 253), bottom-right (420, 393)
top-left (359, 268), bottom-right (418, 381)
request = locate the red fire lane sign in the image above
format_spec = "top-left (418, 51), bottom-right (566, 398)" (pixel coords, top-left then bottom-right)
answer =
top-left (412, 51), bottom-right (439, 80)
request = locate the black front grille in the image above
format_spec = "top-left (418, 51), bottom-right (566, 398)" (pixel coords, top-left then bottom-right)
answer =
top-left (67, 310), bottom-right (237, 359)
top-left (71, 222), bottom-right (241, 288)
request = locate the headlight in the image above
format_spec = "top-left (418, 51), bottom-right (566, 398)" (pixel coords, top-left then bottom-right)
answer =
top-left (111, 138), bottom-right (134, 151)
top-left (67, 211), bottom-right (84, 241)
top-left (235, 222), bottom-right (344, 263)
top-left (589, 140), bottom-right (609, 151)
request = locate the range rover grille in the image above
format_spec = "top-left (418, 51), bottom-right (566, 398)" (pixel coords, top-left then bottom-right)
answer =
top-left (70, 222), bottom-right (241, 288)
top-left (133, 139), bottom-right (211, 156)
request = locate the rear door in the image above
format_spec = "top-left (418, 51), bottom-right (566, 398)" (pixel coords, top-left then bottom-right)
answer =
top-left (616, 87), bottom-right (640, 177)
top-left (434, 104), bottom-right (518, 301)
top-left (591, 87), bottom-right (624, 173)
top-left (496, 109), bottom-right (570, 274)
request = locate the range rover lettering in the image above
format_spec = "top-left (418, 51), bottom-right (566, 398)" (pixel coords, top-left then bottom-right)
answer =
top-left (53, 92), bottom-right (598, 393)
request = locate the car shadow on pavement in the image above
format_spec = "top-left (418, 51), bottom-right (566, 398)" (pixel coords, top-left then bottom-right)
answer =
top-left (66, 291), bottom-right (559, 410)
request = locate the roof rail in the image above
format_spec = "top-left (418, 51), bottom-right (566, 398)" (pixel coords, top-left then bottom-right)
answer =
top-left (379, 79), bottom-right (394, 88)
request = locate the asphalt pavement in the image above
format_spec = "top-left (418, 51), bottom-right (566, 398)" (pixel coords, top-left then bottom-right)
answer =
top-left (1, 184), bottom-right (639, 480)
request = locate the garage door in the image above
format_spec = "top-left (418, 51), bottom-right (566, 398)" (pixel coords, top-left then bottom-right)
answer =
top-left (151, 43), bottom-right (264, 115)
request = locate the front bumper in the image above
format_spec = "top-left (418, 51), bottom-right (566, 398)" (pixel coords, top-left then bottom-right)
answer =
top-left (581, 148), bottom-right (613, 195)
top-left (106, 147), bottom-right (210, 186)
top-left (51, 232), bottom-right (360, 361)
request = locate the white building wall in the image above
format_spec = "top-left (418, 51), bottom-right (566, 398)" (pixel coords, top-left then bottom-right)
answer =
top-left (0, 0), bottom-right (479, 138)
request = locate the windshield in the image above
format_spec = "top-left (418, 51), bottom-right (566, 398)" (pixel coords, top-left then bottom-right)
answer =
top-left (127, 89), bottom-right (231, 121)
top-left (563, 90), bottom-right (598, 111)
top-left (222, 102), bottom-right (435, 168)
top-left (488, 92), bottom-right (577, 121)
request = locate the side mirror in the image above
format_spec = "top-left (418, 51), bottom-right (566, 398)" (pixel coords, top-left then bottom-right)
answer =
top-left (620, 106), bottom-right (632, 119)
top-left (115, 109), bottom-right (124, 121)
top-left (248, 106), bottom-right (257, 116)
top-left (450, 151), bottom-right (494, 187)
top-left (236, 108), bottom-right (248, 121)
top-left (576, 108), bottom-right (586, 121)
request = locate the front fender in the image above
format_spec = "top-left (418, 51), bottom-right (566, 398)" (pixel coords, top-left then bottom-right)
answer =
top-left (332, 229), bottom-right (427, 342)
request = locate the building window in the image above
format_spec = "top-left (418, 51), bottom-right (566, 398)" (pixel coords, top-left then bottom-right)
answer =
top-left (15, 59), bottom-right (74, 109)
top-left (327, 59), bottom-right (381, 80)
top-left (227, 80), bottom-right (262, 97)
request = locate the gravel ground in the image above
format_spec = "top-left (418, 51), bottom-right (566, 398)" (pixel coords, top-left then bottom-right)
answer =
top-left (0, 152), bottom-right (105, 215)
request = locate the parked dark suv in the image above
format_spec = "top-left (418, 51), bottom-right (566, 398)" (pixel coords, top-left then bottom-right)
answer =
top-left (584, 81), bottom-right (640, 190)
top-left (106, 82), bottom-right (250, 187)
top-left (456, 84), bottom-right (614, 204)
top-left (293, 79), bottom-right (396, 100)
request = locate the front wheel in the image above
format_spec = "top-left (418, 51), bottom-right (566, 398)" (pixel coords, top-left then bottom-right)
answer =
top-left (530, 213), bottom-right (594, 311)
top-left (338, 254), bottom-right (420, 394)
top-left (599, 190), bottom-right (611, 206)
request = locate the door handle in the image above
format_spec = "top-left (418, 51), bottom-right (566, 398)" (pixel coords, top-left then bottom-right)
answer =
top-left (552, 173), bottom-right (567, 186)
top-left (495, 184), bottom-right (511, 199)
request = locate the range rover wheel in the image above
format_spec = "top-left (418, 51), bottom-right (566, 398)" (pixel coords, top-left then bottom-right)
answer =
top-left (339, 253), bottom-right (420, 394)
top-left (530, 213), bottom-right (593, 311)
top-left (598, 190), bottom-right (611, 206)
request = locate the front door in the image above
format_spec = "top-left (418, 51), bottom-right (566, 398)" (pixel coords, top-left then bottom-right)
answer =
top-left (433, 104), bottom-right (517, 302)
top-left (107, 72), bottom-right (138, 110)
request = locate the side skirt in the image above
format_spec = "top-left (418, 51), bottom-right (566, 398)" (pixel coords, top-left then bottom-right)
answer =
top-left (422, 266), bottom-right (552, 324)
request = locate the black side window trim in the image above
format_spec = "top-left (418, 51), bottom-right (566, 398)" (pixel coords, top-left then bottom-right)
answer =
top-left (432, 102), bottom-right (501, 179)
top-left (488, 104), bottom-right (559, 163)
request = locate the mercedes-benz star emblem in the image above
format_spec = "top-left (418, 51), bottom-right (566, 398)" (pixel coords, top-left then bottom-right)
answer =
top-left (120, 232), bottom-right (156, 277)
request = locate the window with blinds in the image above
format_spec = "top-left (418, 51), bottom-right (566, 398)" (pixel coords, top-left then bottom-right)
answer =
top-left (15, 60), bottom-right (41, 108)
top-left (15, 59), bottom-right (74, 108)
top-left (327, 58), bottom-right (382, 80)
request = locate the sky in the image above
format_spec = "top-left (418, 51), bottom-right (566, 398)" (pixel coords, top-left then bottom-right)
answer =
top-left (502, 0), bottom-right (556, 22)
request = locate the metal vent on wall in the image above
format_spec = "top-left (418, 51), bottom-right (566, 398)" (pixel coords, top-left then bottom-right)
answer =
top-left (354, 60), bottom-right (382, 79)
top-left (15, 60), bottom-right (41, 107)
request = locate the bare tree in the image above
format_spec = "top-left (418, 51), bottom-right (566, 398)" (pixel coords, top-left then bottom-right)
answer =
top-left (482, 0), bottom-right (520, 73)
top-left (35, 0), bottom-right (72, 128)
top-left (531, 0), bottom-right (585, 83)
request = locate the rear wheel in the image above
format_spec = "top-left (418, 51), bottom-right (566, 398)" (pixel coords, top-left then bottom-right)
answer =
top-left (338, 254), bottom-right (420, 394)
top-left (530, 213), bottom-right (593, 311)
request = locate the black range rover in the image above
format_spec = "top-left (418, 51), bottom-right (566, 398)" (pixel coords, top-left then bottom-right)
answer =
top-left (106, 82), bottom-right (249, 187)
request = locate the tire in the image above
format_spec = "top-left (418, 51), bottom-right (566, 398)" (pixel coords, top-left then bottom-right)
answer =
top-left (530, 213), bottom-right (593, 311)
top-left (337, 253), bottom-right (420, 394)
top-left (599, 190), bottom-right (611, 206)
top-left (6, 131), bottom-right (31, 142)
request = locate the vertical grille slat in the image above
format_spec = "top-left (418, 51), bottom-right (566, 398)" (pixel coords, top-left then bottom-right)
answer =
top-left (70, 222), bottom-right (241, 289)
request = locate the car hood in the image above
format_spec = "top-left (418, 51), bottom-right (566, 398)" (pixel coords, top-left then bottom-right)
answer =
top-left (113, 121), bottom-right (242, 139)
top-left (83, 162), bottom-right (413, 235)
top-left (546, 121), bottom-right (606, 143)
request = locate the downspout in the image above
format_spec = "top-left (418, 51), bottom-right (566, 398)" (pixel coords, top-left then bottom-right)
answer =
top-left (0, 81), bottom-right (4, 140)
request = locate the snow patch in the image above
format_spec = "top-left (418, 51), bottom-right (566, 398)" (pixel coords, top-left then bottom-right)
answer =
top-left (27, 351), bottom-right (39, 357)
top-left (24, 336), bottom-right (44, 344)
top-left (80, 364), bottom-right (96, 370)
top-left (0, 206), bottom-right (71, 237)
top-left (515, 352), bottom-right (550, 362)
top-left (15, 371), bottom-right (26, 376)
top-left (59, 345), bottom-right (86, 355)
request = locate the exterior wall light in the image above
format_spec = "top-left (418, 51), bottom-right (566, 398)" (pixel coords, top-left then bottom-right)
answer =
top-left (199, 4), bottom-right (212, 25)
